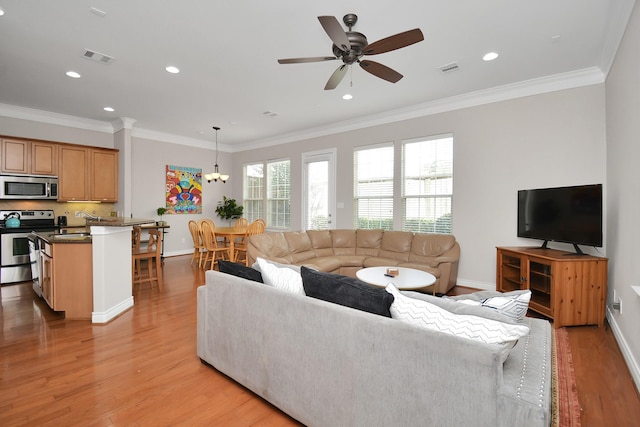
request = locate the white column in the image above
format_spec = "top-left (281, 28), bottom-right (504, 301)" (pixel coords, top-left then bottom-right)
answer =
top-left (90, 225), bottom-right (134, 323)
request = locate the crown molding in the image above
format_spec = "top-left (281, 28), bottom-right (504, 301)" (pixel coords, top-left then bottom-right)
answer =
top-left (0, 66), bottom-right (605, 153)
top-left (0, 103), bottom-right (114, 133)
top-left (232, 67), bottom-right (606, 152)
top-left (112, 117), bottom-right (137, 132)
top-left (131, 128), bottom-right (231, 152)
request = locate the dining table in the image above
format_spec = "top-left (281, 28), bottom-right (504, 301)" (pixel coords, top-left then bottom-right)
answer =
top-left (214, 226), bottom-right (248, 262)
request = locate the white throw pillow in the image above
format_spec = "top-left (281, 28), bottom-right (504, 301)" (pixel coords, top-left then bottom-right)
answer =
top-left (255, 258), bottom-right (305, 295)
top-left (455, 291), bottom-right (531, 322)
top-left (385, 284), bottom-right (529, 345)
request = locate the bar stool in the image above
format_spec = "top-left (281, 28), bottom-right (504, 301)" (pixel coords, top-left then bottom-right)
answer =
top-left (132, 227), bottom-right (163, 291)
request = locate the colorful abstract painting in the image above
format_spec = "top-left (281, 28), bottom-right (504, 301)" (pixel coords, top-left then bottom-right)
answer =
top-left (166, 165), bottom-right (202, 214)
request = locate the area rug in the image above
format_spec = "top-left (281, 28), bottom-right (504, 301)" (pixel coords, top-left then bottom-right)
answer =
top-left (552, 327), bottom-right (581, 427)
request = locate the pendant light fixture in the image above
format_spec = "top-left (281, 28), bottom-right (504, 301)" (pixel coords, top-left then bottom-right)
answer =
top-left (204, 126), bottom-right (229, 183)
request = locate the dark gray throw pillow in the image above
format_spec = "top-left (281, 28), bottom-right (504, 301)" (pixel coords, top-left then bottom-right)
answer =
top-left (218, 260), bottom-right (263, 283)
top-left (300, 266), bottom-right (394, 317)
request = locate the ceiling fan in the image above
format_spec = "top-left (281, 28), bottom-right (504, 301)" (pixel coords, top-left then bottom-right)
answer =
top-left (278, 14), bottom-right (424, 90)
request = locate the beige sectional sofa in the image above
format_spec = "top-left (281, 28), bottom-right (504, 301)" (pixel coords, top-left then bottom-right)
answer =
top-left (247, 229), bottom-right (460, 294)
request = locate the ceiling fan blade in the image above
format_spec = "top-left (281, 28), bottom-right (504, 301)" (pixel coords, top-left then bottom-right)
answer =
top-left (363, 28), bottom-right (424, 55)
top-left (324, 64), bottom-right (348, 90)
top-left (359, 60), bottom-right (403, 83)
top-left (318, 16), bottom-right (351, 51)
top-left (278, 56), bottom-right (337, 64)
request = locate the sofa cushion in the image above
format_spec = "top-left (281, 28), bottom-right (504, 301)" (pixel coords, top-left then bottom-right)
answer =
top-left (402, 290), bottom-right (516, 324)
top-left (378, 231), bottom-right (413, 262)
top-left (446, 290), bottom-right (531, 322)
top-left (218, 260), bottom-right (263, 283)
top-left (386, 284), bottom-right (530, 345)
top-left (298, 257), bottom-right (343, 273)
top-left (355, 229), bottom-right (383, 256)
top-left (256, 258), bottom-right (305, 295)
top-left (306, 230), bottom-right (334, 257)
top-left (410, 233), bottom-right (456, 257)
top-left (252, 258), bottom-right (302, 273)
top-left (331, 229), bottom-right (357, 255)
top-left (300, 266), bottom-right (394, 317)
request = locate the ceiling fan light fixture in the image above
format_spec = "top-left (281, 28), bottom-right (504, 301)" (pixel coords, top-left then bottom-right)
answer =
top-left (206, 126), bottom-right (228, 183)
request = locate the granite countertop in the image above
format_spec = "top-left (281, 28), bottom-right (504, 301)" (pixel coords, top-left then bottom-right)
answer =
top-left (33, 218), bottom-right (156, 244)
top-left (34, 230), bottom-right (93, 244)
top-left (84, 218), bottom-right (155, 227)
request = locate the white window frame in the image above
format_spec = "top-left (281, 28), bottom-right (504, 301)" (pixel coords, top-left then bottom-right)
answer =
top-left (401, 134), bottom-right (454, 234)
top-left (353, 142), bottom-right (395, 230)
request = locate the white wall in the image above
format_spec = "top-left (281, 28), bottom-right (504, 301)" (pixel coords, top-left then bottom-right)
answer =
top-left (231, 85), bottom-right (607, 289)
top-left (605, 1), bottom-right (640, 391)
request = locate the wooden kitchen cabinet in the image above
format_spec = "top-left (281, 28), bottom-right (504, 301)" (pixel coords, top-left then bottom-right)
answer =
top-left (58, 146), bottom-right (118, 202)
top-left (496, 246), bottom-right (608, 328)
top-left (90, 148), bottom-right (118, 202)
top-left (1, 138), bottom-right (58, 176)
top-left (58, 145), bottom-right (90, 200)
top-left (41, 239), bottom-right (93, 320)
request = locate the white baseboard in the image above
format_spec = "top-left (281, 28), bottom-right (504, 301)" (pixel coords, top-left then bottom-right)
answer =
top-left (455, 278), bottom-right (496, 291)
top-left (164, 249), bottom-right (193, 258)
top-left (606, 308), bottom-right (640, 394)
top-left (92, 296), bottom-right (134, 324)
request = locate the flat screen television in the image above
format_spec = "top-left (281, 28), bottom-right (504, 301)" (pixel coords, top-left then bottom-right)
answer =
top-left (517, 184), bottom-right (603, 254)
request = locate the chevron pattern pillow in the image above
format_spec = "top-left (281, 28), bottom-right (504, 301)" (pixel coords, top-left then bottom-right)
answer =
top-left (448, 290), bottom-right (531, 322)
top-left (385, 284), bottom-right (530, 345)
top-left (255, 258), bottom-right (305, 295)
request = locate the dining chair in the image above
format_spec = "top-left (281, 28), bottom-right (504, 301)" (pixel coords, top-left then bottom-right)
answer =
top-left (188, 220), bottom-right (206, 267)
top-left (132, 227), bottom-right (163, 291)
top-left (234, 220), bottom-right (266, 265)
top-left (200, 220), bottom-right (229, 270)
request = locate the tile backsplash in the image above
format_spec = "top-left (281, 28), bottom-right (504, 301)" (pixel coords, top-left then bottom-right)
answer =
top-left (0, 200), bottom-right (115, 226)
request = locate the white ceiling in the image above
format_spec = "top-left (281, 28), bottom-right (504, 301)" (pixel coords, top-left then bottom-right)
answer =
top-left (0, 1), bottom-right (635, 151)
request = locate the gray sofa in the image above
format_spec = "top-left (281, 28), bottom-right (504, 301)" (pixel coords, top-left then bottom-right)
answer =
top-left (197, 270), bottom-right (552, 427)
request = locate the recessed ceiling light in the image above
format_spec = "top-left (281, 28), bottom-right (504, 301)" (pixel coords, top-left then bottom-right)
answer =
top-left (483, 52), bottom-right (499, 61)
top-left (66, 71), bottom-right (81, 78)
top-left (0, 8), bottom-right (5, 16)
top-left (165, 66), bottom-right (180, 74)
top-left (103, 107), bottom-right (115, 112)
top-left (342, 94), bottom-right (353, 100)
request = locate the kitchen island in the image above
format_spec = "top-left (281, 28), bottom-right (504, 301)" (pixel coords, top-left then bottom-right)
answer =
top-left (31, 231), bottom-right (93, 319)
top-left (85, 218), bottom-right (155, 324)
top-left (31, 218), bottom-right (155, 322)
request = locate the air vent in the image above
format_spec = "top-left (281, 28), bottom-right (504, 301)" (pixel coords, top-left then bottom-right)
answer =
top-left (439, 62), bottom-right (459, 73)
top-left (82, 49), bottom-right (115, 64)
top-left (263, 111), bottom-right (278, 118)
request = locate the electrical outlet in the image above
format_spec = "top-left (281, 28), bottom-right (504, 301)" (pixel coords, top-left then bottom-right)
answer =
top-left (619, 298), bottom-right (623, 315)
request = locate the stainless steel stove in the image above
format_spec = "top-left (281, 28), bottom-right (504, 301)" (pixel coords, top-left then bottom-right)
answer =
top-left (0, 209), bottom-right (57, 285)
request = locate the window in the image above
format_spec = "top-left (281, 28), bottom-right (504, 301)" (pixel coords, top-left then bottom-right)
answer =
top-left (243, 159), bottom-right (291, 229)
top-left (402, 135), bottom-right (453, 233)
top-left (267, 160), bottom-right (291, 228)
top-left (353, 144), bottom-right (394, 230)
top-left (243, 163), bottom-right (263, 222)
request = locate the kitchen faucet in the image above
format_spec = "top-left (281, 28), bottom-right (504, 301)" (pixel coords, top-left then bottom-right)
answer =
top-left (78, 211), bottom-right (102, 221)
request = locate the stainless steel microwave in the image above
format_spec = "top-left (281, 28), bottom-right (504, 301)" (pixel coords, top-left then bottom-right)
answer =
top-left (0, 175), bottom-right (58, 200)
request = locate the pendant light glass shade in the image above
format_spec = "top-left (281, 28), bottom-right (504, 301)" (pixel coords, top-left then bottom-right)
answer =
top-left (205, 126), bottom-right (229, 183)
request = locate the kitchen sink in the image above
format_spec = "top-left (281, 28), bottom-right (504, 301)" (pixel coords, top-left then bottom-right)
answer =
top-left (51, 233), bottom-right (91, 240)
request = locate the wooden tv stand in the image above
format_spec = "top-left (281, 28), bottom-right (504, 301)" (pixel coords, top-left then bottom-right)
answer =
top-left (496, 247), bottom-right (608, 328)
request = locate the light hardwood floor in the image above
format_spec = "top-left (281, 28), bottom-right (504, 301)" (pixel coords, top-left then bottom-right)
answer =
top-left (1, 256), bottom-right (638, 426)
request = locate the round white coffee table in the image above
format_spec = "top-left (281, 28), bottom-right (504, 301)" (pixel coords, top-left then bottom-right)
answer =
top-left (356, 266), bottom-right (436, 291)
